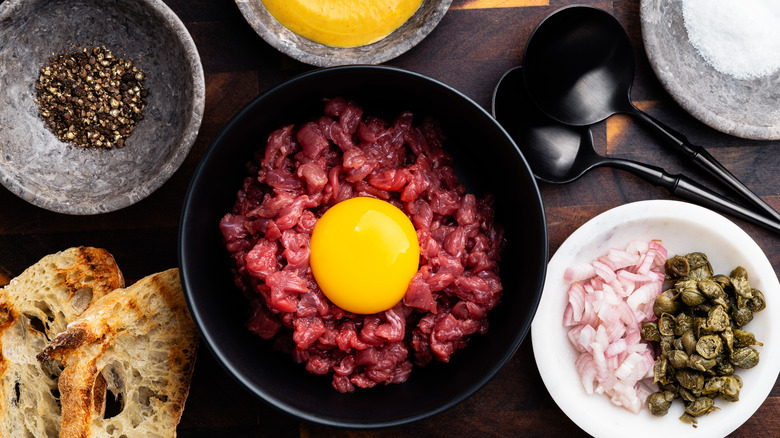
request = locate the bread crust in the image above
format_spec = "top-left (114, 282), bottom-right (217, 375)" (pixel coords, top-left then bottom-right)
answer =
top-left (39, 268), bottom-right (198, 438)
top-left (0, 247), bottom-right (124, 438)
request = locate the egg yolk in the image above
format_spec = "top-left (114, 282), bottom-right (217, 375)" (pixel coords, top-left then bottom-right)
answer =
top-left (309, 197), bottom-right (420, 314)
top-left (261, 0), bottom-right (423, 48)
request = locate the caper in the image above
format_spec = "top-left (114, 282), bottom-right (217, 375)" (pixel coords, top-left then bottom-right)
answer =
top-left (696, 335), bottom-right (722, 359)
top-left (648, 391), bottom-right (676, 416)
top-left (645, 252), bottom-right (764, 426)
top-left (747, 288), bottom-right (766, 313)
top-left (665, 255), bottom-right (690, 278)
top-left (730, 347), bottom-right (759, 369)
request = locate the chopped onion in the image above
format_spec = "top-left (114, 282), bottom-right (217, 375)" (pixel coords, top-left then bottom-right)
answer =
top-left (562, 239), bottom-right (666, 413)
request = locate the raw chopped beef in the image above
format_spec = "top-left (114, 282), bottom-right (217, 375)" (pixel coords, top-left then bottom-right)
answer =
top-left (220, 97), bottom-right (505, 392)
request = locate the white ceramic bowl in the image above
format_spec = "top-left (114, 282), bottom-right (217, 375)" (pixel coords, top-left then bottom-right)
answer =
top-left (532, 200), bottom-right (780, 438)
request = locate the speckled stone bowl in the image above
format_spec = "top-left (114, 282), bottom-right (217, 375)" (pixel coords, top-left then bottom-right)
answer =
top-left (0, 0), bottom-right (205, 214)
top-left (641, 0), bottom-right (780, 140)
top-left (234, 0), bottom-right (452, 67)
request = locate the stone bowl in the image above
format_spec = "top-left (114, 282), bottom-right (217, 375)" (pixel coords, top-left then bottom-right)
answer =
top-left (0, 0), bottom-right (205, 215)
top-left (640, 0), bottom-right (780, 140)
top-left (179, 65), bottom-right (548, 428)
top-left (234, 0), bottom-right (452, 67)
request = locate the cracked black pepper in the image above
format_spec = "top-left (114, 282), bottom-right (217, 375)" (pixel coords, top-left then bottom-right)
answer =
top-left (35, 46), bottom-right (148, 150)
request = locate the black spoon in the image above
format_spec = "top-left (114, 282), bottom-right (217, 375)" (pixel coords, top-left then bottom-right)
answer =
top-left (492, 66), bottom-right (780, 234)
top-left (521, 5), bottom-right (780, 224)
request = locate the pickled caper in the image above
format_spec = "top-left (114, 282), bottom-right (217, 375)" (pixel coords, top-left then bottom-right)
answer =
top-left (704, 306), bottom-right (729, 332)
top-left (730, 266), bottom-right (748, 279)
top-left (648, 391), bottom-right (676, 416)
top-left (685, 397), bottom-right (718, 417)
top-left (713, 358), bottom-right (735, 376)
top-left (711, 274), bottom-right (731, 289)
top-left (696, 335), bottom-right (722, 359)
top-left (658, 313), bottom-right (676, 337)
top-left (747, 289), bottom-right (766, 313)
top-left (733, 328), bottom-right (763, 348)
top-left (665, 255), bottom-right (690, 278)
top-left (687, 354), bottom-right (717, 372)
top-left (676, 369), bottom-right (704, 392)
top-left (654, 290), bottom-right (680, 317)
top-left (720, 375), bottom-right (742, 402)
top-left (732, 307), bottom-right (753, 327)
top-left (666, 349), bottom-right (689, 369)
top-left (729, 275), bottom-right (753, 302)
top-left (641, 321), bottom-right (661, 342)
top-left (674, 313), bottom-right (694, 336)
top-left (730, 347), bottom-right (759, 369)
top-left (645, 252), bottom-right (765, 426)
top-left (697, 279), bottom-right (723, 299)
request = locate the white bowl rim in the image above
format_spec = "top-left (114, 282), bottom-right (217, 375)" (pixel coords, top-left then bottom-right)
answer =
top-left (532, 199), bottom-right (780, 437)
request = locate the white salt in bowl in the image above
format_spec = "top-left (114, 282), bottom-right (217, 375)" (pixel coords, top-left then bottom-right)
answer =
top-left (533, 200), bottom-right (780, 437)
top-left (641, 0), bottom-right (780, 140)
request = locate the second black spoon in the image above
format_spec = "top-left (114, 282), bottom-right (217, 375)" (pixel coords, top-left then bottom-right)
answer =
top-left (492, 66), bottom-right (780, 234)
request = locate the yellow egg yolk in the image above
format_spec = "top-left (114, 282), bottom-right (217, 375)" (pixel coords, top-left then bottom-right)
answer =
top-left (261, 0), bottom-right (424, 48)
top-left (309, 197), bottom-right (420, 314)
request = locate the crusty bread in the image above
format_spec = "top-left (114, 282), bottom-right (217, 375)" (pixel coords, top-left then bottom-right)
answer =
top-left (38, 268), bottom-right (198, 438)
top-left (0, 246), bottom-right (125, 438)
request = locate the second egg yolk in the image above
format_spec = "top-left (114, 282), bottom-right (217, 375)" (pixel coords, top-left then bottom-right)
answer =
top-left (309, 197), bottom-right (420, 314)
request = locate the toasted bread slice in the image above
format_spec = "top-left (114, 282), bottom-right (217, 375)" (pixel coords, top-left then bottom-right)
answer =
top-left (0, 247), bottom-right (124, 438)
top-left (38, 268), bottom-right (198, 438)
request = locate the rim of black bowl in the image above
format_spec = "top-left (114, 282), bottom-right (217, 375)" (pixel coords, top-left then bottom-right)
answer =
top-left (179, 65), bottom-right (548, 429)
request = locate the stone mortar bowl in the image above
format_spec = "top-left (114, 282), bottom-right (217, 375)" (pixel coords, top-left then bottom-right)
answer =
top-left (234, 0), bottom-right (452, 67)
top-left (0, 0), bottom-right (205, 214)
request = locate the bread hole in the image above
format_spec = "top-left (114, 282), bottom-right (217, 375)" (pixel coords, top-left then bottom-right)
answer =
top-left (138, 386), bottom-right (168, 407)
top-left (104, 389), bottom-right (123, 419)
top-left (94, 364), bottom-right (126, 419)
top-left (33, 301), bottom-right (55, 320)
top-left (51, 387), bottom-right (61, 410)
top-left (12, 380), bottom-right (20, 406)
top-left (26, 314), bottom-right (47, 338)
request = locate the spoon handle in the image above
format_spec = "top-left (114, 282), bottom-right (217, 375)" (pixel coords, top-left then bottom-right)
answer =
top-left (611, 159), bottom-right (780, 234)
top-left (629, 107), bottom-right (780, 224)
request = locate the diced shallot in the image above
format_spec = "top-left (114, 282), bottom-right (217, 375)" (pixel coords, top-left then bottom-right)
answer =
top-left (563, 239), bottom-right (666, 414)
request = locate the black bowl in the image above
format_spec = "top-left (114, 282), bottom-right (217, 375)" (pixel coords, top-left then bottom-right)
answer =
top-left (178, 65), bottom-right (547, 428)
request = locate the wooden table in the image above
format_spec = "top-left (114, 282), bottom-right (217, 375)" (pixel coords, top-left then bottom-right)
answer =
top-left (1, 0), bottom-right (778, 436)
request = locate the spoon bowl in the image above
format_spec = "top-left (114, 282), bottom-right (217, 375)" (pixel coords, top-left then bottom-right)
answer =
top-left (492, 67), bottom-right (595, 184)
top-left (522, 6), bottom-right (634, 125)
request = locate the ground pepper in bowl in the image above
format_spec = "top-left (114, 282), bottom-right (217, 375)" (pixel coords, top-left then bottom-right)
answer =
top-left (34, 46), bottom-right (148, 150)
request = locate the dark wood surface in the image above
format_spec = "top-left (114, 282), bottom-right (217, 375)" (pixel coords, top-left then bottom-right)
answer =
top-left (1, 0), bottom-right (779, 436)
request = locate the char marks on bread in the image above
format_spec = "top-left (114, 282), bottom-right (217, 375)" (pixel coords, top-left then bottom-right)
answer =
top-left (0, 247), bottom-right (125, 438)
top-left (38, 268), bottom-right (198, 438)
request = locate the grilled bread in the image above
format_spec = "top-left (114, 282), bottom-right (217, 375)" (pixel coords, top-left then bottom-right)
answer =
top-left (38, 268), bottom-right (198, 438)
top-left (0, 247), bottom-right (125, 438)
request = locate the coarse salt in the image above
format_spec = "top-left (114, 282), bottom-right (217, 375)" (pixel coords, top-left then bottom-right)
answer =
top-left (682, 0), bottom-right (780, 79)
